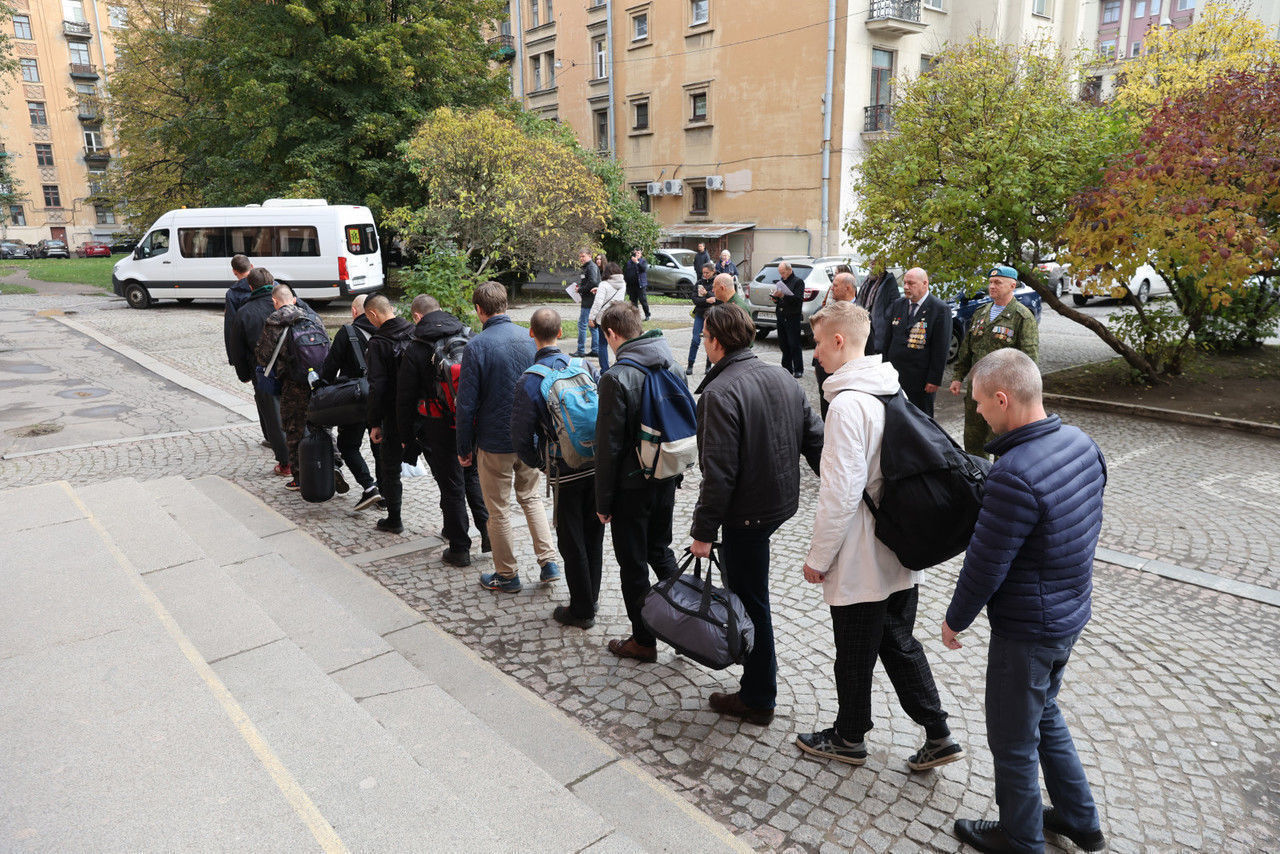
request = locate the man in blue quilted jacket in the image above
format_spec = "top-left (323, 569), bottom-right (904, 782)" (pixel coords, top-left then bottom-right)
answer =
top-left (942, 349), bottom-right (1107, 854)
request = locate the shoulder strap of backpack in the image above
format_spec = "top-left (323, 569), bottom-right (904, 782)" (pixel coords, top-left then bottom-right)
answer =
top-left (526, 364), bottom-right (552, 380)
top-left (265, 327), bottom-right (288, 375)
top-left (347, 325), bottom-right (367, 375)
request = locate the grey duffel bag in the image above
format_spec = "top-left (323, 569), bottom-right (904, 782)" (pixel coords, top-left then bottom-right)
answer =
top-left (641, 547), bottom-right (754, 670)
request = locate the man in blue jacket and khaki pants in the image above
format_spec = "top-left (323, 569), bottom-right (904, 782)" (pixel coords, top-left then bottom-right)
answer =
top-left (942, 348), bottom-right (1108, 854)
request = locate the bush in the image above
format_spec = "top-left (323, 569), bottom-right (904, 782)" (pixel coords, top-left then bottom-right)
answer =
top-left (1195, 277), bottom-right (1280, 351)
top-left (1108, 301), bottom-right (1198, 378)
top-left (396, 250), bottom-right (483, 328)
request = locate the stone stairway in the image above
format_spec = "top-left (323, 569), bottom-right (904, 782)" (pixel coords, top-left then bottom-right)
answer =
top-left (1, 476), bottom-right (746, 853)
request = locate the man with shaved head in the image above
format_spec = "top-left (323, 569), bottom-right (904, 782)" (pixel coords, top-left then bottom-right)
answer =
top-left (814, 271), bottom-right (858, 418)
top-left (885, 267), bottom-right (952, 417)
top-left (318, 293), bottom-right (378, 507)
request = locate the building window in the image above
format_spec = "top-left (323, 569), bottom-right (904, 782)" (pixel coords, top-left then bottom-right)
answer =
top-left (1131, 41), bottom-right (1142, 57)
top-left (1032, 0), bottom-right (1049, 16)
top-left (35, 144), bottom-right (54, 166)
top-left (70, 42), bottom-right (92, 66)
top-left (690, 185), bottom-right (708, 216)
top-left (20, 58), bottom-right (39, 82)
top-left (635, 187), bottom-right (650, 212)
top-left (1099, 39), bottom-right (1117, 60)
top-left (62, 0), bottom-right (87, 23)
top-left (544, 50), bottom-right (556, 87)
top-left (10, 205), bottom-right (26, 226)
top-left (529, 0), bottom-right (540, 27)
top-left (920, 54), bottom-right (938, 74)
top-left (691, 0), bottom-right (709, 26)
top-left (108, 5), bottom-right (127, 27)
top-left (593, 37), bottom-right (608, 79)
top-left (530, 55), bottom-right (542, 90)
top-left (1176, 0), bottom-right (1193, 9)
top-left (28, 102), bottom-right (47, 126)
top-left (594, 109), bottom-right (609, 150)
top-left (632, 12), bottom-right (648, 41)
top-left (96, 205), bottom-right (116, 225)
top-left (871, 49), bottom-right (894, 106)
top-left (923, 0), bottom-right (943, 8)
top-left (689, 91), bottom-right (708, 123)
top-left (85, 130), bottom-right (105, 151)
top-left (1081, 75), bottom-right (1103, 102)
top-left (43, 185), bottom-right (62, 208)
top-left (1101, 0), bottom-right (1120, 23)
top-left (13, 14), bottom-right (32, 40)
top-left (632, 99), bottom-right (649, 130)
top-left (1133, 0), bottom-right (1147, 15)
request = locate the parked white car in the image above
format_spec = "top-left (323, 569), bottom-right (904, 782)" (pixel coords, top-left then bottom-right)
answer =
top-left (1071, 263), bottom-right (1170, 306)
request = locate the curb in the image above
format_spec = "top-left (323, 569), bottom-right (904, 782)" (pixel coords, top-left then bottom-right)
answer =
top-left (1043, 392), bottom-right (1280, 439)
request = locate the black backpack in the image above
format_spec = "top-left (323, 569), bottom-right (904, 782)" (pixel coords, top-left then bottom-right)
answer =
top-left (847, 390), bottom-right (991, 570)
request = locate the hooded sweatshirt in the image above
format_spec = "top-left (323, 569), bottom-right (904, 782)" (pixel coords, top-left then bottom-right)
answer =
top-left (589, 273), bottom-right (628, 324)
top-left (805, 355), bottom-right (921, 606)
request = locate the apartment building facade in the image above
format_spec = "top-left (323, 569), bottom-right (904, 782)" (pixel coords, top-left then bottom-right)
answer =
top-left (1, 0), bottom-right (123, 246)
top-left (501, 0), bottom-right (1085, 275)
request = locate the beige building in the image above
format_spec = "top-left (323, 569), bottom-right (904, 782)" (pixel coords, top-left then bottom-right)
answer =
top-left (0, 0), bottom-right (123, 247)
top-left (502, 0), bottom-right (1088, 276)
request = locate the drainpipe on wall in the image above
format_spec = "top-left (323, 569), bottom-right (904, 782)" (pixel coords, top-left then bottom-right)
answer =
top-left (90, 2), bottom-right (109, 85)
top-left (819, 0), bottom-right (836, 257)
top-left (606, 1), bottom-right (615, 154)
top-left (512, 1), bottom-right (525, 105)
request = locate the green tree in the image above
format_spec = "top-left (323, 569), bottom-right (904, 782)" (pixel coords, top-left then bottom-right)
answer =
top-left (0, 150), bottom-right (28, 239)
top-left (388, 107), bottom-right (610, 277)
top-left (845, 35), bottom-right (1166, 378)
top-left (105, 0), bottom-right (507, 227)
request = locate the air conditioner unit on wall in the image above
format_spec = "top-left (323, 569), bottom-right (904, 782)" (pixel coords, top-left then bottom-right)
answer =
top-left (646, 181), bottom-right (665, 196)
top-left (663, 179), bottom-right (683, 196)
top-left (705, 175), bottom-right (725, 191)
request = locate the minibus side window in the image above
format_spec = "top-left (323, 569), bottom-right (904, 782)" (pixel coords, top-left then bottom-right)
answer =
top-left (138, 229), bottom-right (170, 259)
top-left (277, 226), bottom-right (320, 257)
top-left (178, 227), bottom-right (229, 258)
top-left (229, 226), bottom-right (277, 257)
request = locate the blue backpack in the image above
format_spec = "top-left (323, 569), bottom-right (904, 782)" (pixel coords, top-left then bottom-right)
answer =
top-left (616, 358), bottom-right (698, 480)
top-left (526, 359), bottom-right (598, 471)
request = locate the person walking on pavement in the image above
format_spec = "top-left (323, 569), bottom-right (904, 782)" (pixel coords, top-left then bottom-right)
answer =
top-left (694, 242), bottom-right (712, 276)
top-left (945, 349), bottom-right (1107, 854)
top-left (511, 308), bottom-right (605, 629)
top-left (815, 272), bottom-right (857, 418)
top-left (855, 263), bottom-right (901, 357)
top-left (223, 254), bottom-right (254, 365)
top-left (228, 267), bottom-right (291, 476)
top-left (588, 262), bottom-right (628, 371)
top-left (686, 264), bottom-right (717, 376)
top-left (364, 295), bottom-right (415, 534)
top-left (715, 249), bottom-right (738, 280)
top-left (574, 250), bottom-right (601, 358)
top-left (396, 294), bottom-right (490, 564)
top-left (456, 282), bottom-right (559, 593)
top-left (885, 267), bottom-right (953, 418)
top-left (691, 304), bottom-right (824, 724)
top-left (796, 301), bottom-right (963, 771)
top-left (319, 294), bottom-right (380, 509)
top-left (594, 302), bottom-right (685, 663)
top-left (949, 265), bottom-right (1040, 457)
top-left (623, 248), bottom-right (651, 320)
top-left (772, 261), bottom-right (806, 378)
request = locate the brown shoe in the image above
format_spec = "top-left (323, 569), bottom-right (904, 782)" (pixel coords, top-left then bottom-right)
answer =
top-left (709, 691), bottom-right (774, 726)
top-left (607, 637), bottom-right (657, 663)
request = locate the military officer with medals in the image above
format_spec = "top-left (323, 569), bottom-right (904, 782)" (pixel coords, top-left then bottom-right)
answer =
top-left (949, 264), bottom-right (1040, 456)
top-left (885, 267), bottom-right (952, 417)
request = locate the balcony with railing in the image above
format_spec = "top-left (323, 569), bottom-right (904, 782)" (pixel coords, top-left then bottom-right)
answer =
top-left (487, 33), bottom-right (515, 62)
top-left (63, 20), bottom-right (92, 38)
top-left (84, 147), bottom-right (111, 163)
top-left (78, 99), bottom-right (103, 122)
top-left (867, 0), bottom-right (926, 35)
top-left (70, 63), bottom-right (99, 80)
top-left (863, 104), bottom-right (895, 135)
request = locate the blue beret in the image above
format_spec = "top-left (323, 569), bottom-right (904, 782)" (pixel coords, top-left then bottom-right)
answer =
top-left (988, 265), bottom-right (1018, 280)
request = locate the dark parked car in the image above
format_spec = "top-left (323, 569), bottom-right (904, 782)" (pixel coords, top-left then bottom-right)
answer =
top-left (0, 242), bottom-right (31, 259)
top-left (33, 239), bottom-right (71, 259)
top-left (946, 282), bottom-right (1043, 363)
top-left (110, 237), bottom-right (139, 254)
top-left (76, 241), bottom-right (112, 258)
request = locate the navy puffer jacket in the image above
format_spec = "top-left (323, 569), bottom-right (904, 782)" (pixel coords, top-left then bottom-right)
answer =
top-left (455, 314), bottom-right (536, 456)
top-left (945, 415), bottom-right (1107, 641)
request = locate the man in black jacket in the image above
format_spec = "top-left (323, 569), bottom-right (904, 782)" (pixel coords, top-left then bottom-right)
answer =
top-left (228, 267), bottom-right (290, 476)
top-left (856, 265), bottom-right (901, 357)
top-left (396, 294), bottom-right (489, 564)
top-left (623, 248), bottom-right (651, 320)
top-left (594, 302), bottom-right (685, 663)
top-left (691, 304), bottom-right (824, 725)
top-left (686, 264), bottom-right (717, 376)
top-left (772, 261), bottom-right (806, 378)
top-left (319, 294), bottom-right (379, 508)
top-left (885, 267), bottom-right (953, 417)
top-left (365, 295), bottom-right (416, 534)
top-left (574, 250), bottom-right (600, 357)
top-left (223, 254), bottom-right (254, 366)
top-left (693, 242), bottom-right (712, 276)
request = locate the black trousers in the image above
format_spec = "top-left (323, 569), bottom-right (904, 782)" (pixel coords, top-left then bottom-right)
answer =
top-left (627, 284), bottom-right (651, 318)
top-left (721, 522), bottom-right (782, 709)
top-left (830, 585), bottom-right (950, 742)
top-left (815, 361), bottom-right (832, 419)
top-left (609, 480), bottom-right (679, 646)
top-left (899, 372), bottom-right (937, 418)
top-left (336, 423), bottom-right (375, 490)
top-left (253, 374), bottom-right (289, 466)
top-left (777, 312), bottom-right (804, 375)
top-left (374, 423), bottom-right (404, 522)
top-left (555, 476), bottom-right (604, 619)
top-left (420, 419), bottom-right (488, 550)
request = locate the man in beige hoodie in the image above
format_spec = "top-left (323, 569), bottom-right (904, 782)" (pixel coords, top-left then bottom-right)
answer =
top-left (795, 300), bottom-right (964, 772)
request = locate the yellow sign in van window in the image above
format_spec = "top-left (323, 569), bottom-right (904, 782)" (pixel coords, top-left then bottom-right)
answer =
top-left (346, 226), bottom-right (362, 251)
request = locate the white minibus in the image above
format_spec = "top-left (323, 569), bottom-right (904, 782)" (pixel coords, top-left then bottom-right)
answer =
top-left (111, 199), bottom-right (384, 309)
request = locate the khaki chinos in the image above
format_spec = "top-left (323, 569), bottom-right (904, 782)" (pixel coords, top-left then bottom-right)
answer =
top-left (476, 449), bottom-right (557, 579)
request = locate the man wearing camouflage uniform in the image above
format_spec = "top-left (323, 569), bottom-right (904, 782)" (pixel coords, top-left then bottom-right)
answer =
top-left (949, 265), bottom-right (1040, 457)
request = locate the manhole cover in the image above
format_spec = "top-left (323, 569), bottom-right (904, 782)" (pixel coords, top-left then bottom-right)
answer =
top-left (56, 387), bottom-right (108, 400)
top-left (10, 422), bottom-right (62, 437)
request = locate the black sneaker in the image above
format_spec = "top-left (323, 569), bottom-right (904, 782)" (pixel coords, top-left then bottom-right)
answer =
top-left (442, 548), bottom-right (471, 567)
top-left (1044, 807), bottom-right (1106, 852)
top-left (907, 739), bottom-right (966, 771)
top-left (954, 819), bottom-right (1012, 853)
top-left (685, 366), bottom-right (694, 376)
top-left (285, 479), bottom-right (300, 491)
top-left (570, 350), bottom-right (587, 358)
top-left (376, 517), bottom-right (403, 534)
top-left (354, 487), bottom-right (381, 511)
top-left (552, 605), bottom-right (595, 629)
top-left (333, 468), bottom-right (349, 495)
top-left (795, 728), bottom-right (867, 766)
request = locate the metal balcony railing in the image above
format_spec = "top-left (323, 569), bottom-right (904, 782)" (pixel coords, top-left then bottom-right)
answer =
top-left (864, 104), bottom-right (894, 133)
top-left (70, 63), bottom-right (99, 79)
top-left (487, 34), bottom-right (514, 49)
top-left (868, 0), bottom-right (921, 22)
top-left (63, 20), bottom-right (91, 38)
top-left (78, 100), bottom-right (102, 121)
top-left (84, 147), bottom-right (111, 161)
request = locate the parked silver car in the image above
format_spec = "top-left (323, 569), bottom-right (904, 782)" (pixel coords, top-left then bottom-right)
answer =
top-left (646, 248), bottom-right (699, 297)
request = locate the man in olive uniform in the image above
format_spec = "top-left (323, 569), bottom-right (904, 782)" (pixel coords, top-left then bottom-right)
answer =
top-left (949, 265), bottom-right (1040, 457)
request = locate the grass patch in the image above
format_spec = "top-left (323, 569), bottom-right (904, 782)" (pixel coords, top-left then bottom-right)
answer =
top-left (0, 282), bottom-right (36, 294)
top-left (1043, 345), bottom-right (1280, 424)
top-left (0, 256), bottom-right (116, 289)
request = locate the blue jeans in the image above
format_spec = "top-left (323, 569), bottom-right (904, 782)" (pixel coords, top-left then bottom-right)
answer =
top-left (987, 632), bottom-right (1099, 853)
top-left (577, 303), bottom-right (591, 353)
top-left (595, 326), bottom-right (609, 370)
top-left (720, 522), bottom-right (782, 709)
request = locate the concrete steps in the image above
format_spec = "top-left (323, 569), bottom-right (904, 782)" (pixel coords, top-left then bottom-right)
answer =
top-left (1, 476), bottom-right (746, 852)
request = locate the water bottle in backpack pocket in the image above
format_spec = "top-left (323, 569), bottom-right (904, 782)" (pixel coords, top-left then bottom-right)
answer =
top-left (286, 315), bottom-right (332, 384)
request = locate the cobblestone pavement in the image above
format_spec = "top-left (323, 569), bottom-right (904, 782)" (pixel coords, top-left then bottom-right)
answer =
top-left (3, 290), bottom-right (1278, 852)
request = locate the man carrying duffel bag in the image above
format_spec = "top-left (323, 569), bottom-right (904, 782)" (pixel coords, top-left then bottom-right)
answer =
top-left (689, 304), bottom-right (824, 726)
top-left (317, 294), bottom-right (379, 510)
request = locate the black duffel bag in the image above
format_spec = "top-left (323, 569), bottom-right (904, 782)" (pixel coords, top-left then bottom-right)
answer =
top-left (641, 547), bottom-right (754, 670)
top-left (307, 326), bottom-right (369, 427)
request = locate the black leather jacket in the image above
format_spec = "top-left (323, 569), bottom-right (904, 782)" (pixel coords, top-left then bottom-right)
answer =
top-left (690, 348), bottom-right (823, 542)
